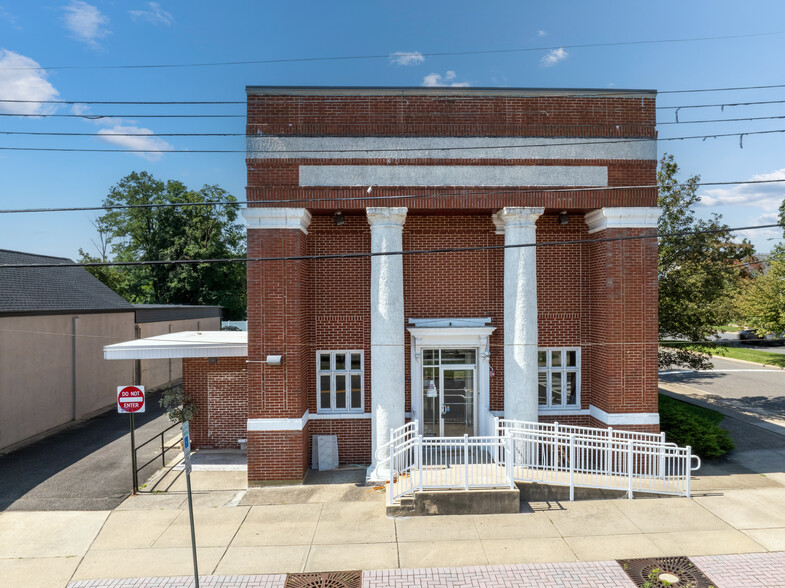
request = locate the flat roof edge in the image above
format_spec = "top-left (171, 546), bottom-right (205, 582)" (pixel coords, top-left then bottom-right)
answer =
top-left (246, 85), bottom-right (657, 97)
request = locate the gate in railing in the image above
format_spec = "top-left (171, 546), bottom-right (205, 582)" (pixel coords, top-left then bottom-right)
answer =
top-left (383, 418), bottom-right (701, 505)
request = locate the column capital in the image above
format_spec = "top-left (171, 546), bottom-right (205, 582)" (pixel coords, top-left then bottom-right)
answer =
top-left (366, 207), bottom-right (408, 228)
top-left (584, 207), bottom-right (661, 234)
top-left (492, 207), bottom-right (545, 234)
top-left (242, 207), bottom-right (312, 234)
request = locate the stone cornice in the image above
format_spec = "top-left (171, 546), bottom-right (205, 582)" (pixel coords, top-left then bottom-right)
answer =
top-left (241, 207), bottom-right (312, 234)
top-left (584, 207), bottom-right (661, 234)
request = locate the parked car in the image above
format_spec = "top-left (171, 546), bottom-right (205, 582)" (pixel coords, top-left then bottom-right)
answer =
top-left (739, 330), bottom-right (785, 346)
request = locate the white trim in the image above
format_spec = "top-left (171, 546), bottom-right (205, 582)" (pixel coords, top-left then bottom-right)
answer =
top-left (247, 411), bottom-right (373, 430)
top-left (538, 408), bottom-right (591, 416)
top-left (247, 136), bottom-right (657, 161)
top-left (584, 207), bottom-right (661, 234)
top-left (247, 412), bottom-right (309, 431)
top-left (300, 165), bottom-right (607, 188)
top-left (241, 207), bottom-right (312, 234)
top-left (589, 405), bottom-right (660, 426)
top-left (408, 317), bottom-right (491, 328)
top-left (309, 412), bottom-right (372, 420)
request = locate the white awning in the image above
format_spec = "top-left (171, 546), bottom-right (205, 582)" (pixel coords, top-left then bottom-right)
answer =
top-left (104, 331), bottom-right (247, 360)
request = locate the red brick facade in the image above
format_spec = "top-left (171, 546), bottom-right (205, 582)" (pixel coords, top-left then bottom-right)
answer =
top-left (199, 87), bottom-right (662, 483)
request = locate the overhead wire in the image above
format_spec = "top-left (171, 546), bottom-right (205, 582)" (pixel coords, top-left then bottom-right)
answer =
top-left (1, 178), bottom-right (783, 215)
top-left (3, 113), bottom-right (785, 138)
top-left (3, 127), bottom-right (785, 154)
top-left (1, 30), bottom-right (783, 71)
top-left (0, 222), bottom-right (782, 269)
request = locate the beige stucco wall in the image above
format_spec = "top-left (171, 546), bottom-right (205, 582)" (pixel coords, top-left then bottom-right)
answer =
top-left (0, 312), bottom-right (136, 452)
top-left (136, 316), bottom-right (221, 390)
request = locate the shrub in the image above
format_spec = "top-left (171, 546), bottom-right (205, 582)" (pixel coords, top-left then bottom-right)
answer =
top-left (659, 394), bottom-right (735, 459)
top-left (159, 385), bottom-right (198, 424)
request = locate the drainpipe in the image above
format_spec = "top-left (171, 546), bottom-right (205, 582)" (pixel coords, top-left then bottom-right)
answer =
top-left (72, 316), bottom-right (79, 421)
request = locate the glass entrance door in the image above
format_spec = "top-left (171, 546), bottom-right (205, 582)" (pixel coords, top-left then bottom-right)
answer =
top-left (421, 349), bottom-right (477, 437)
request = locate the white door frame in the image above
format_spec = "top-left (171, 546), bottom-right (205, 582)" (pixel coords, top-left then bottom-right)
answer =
top-left (408, 325), bottom-right (496, 437)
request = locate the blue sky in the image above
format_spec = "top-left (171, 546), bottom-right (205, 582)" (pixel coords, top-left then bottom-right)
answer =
top-left (1, 0), bottom-right (784, 260)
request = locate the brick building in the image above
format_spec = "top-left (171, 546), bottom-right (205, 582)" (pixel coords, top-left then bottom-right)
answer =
top-left (113, 86), bottom-right (660, 486)
top-left (235, 85), bottom-right (660, 484)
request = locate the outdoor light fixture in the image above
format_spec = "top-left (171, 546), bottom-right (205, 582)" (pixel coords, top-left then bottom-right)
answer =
top-left (333, 211), bottom-right (345, 226)
top-left (265, 355), bottom-right (283, 365)
top-left (558, 211), bottom-right (569, 225)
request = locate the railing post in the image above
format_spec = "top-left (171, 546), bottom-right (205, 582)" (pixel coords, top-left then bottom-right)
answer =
top-left (418, 436), bottom-right (424, 492)
top-left (161, 432), bottom-right (166, 467)
top-left (389, 443), bottom-right (394, 505)
top-left (606, 427), bottom-right (613, 476)
top-left (659, 432), bottom-right (667, 479)
top-left (685, 445), bottom-right (692, 497)
top-left (464, 434), bottom-right (469, 491)
top-left (494, 416), bottom-right (501, 464)
top-left (506, 434), bottom-right (514, 489)
top-left (627, 440), bottom-right (634, 499)
top-left (569, 433), bottom-right (575, 502)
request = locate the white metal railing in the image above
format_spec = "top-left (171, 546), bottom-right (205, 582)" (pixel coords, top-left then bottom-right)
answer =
top-left (389, 433), bottom-right (514, 504)
top-left (385, 418), bottom-right (701, 505)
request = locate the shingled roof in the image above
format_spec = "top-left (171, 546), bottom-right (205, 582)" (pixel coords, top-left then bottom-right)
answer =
top-left (0, 249), bottom-right (134, 315)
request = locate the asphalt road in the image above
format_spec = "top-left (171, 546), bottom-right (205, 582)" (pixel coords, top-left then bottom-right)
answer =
top-left (0, 392), bottom-right (181, 511)
top-left (660, 356), bottom-right (785, 419)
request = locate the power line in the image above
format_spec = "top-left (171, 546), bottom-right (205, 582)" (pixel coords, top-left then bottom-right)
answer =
top-left (2, 178), bottom-right (783, 215)
top-left (2, 31), bottom-right (783, 71)
top-left (0, 113), bottom-right (244, 119)
top-left (0, 223), bottom-right (781, 269)
top-left (0, 83), bottom-right (782, 105)
top-left (2, 127), bottom-right (785, 154)
top-left (3, 114), bottom-right (785, 139)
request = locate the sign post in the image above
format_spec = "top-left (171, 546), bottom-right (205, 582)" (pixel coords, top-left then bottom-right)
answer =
top-left (117, 385), bottom-right (145, 494)
top-left (182, 421), bottom-right (200, 588)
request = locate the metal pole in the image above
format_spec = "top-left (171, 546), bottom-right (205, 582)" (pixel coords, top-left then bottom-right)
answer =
top-left (627, 440), bottom-right (634, 500)
top-left (464, 434), bottom-right (469, 491)
top-left (185, 467), bottom-right (200, 588)
top-left (130, 413), bottom-right (138, 495)
top-left (161, 432), bottom-right (166, 467)
top-left (569, 433), bottom-right (575, 502)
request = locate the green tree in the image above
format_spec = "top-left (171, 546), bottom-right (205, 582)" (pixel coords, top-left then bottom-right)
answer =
top-left (737, 244), bottom-right (785, 337)
top-left (657, 154), bottom-right (752, 369)
top-left (80, 171), bottom-right (246, 319)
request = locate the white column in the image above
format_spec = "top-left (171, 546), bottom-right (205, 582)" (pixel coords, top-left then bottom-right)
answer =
top-left (494, 207), bottom-right (544, 423)
top-left (367, 207), bottom-right (408, 481)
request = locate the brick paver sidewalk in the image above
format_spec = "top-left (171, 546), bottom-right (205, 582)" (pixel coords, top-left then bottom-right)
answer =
top-left (67, 552), bottom-right (785, 588)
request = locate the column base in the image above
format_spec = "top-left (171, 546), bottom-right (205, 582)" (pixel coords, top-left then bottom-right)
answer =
top-left (366, 461), bottom-right (391, 485)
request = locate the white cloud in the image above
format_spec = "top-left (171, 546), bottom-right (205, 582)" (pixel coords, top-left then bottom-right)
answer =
top-left (699, 168), bottom-right (785, 212)
top-left (129, 2), bottom-right (173, 26)
top-left (422, 70), bottom-right (471, 87)
top-left (0, 7), bottom-right (20, 29)
top-left (71, 103), bottom-right (89, 115)
top-left (96, 125), bottom-right (173, 161)
top-left (541, 47), bottom-right (568, 67)
top-left (389, 51), bottom-right (424, 66)
top-left (537, 30), bottom-right (548, 37)
top-left (0, 50), bottom-right (59, 115)
top-left (62, 1), bottom-right (110, 47)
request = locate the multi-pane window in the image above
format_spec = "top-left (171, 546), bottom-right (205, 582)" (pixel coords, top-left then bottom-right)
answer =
top-left (316, 351), bottom-right (364, 413)
top-left (537, 348), bottom-right (580, 409)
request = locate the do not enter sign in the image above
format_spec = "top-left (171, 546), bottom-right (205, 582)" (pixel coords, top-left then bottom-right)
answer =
top-left (117, 385), bottom-right (146, 413)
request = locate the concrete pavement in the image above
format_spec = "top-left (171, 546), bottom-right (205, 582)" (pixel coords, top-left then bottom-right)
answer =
top-left (3, 444), bottom-right (785, 587)
top-left (5, 379), bottom-right (785, 587)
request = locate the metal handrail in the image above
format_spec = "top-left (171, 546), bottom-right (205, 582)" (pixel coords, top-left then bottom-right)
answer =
top-left (133, 421), bottom-right (182, 493)
top-left (386, 418), bottom-right (701, 505)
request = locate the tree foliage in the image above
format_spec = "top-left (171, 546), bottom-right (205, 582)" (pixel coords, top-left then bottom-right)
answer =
top-left (80, 172), bottom-right (246, 319)
top-left (736, 245), bottom-right (785, 336)
top-left (657, 154), bottom-right (753, 369)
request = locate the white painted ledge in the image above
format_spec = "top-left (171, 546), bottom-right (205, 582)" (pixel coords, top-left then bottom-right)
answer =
top-left (241, 207), bottom-right (312, 233)
top-left (247, 411), bottom-right (373, 431)
top-left (589, 405), bottom-right (660, 426)
top-left (584, 207), bottom-right (661, 234)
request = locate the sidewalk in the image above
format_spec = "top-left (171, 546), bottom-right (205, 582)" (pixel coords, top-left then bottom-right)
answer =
top-left (4, 404), bottom-right (785, 587)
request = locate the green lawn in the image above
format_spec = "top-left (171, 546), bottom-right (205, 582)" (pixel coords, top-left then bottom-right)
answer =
top-left (713, 324), bottom-right (743, 333)
top-left (660, 341), bottom-right (785, 368)
top-left (659, 394), bottom-right (734, 458)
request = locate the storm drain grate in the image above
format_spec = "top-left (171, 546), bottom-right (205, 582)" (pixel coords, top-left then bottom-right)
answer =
top-left (618, 556), bottom-right (715, 587)
top-left (285, 571), bottom-right (362, 588)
